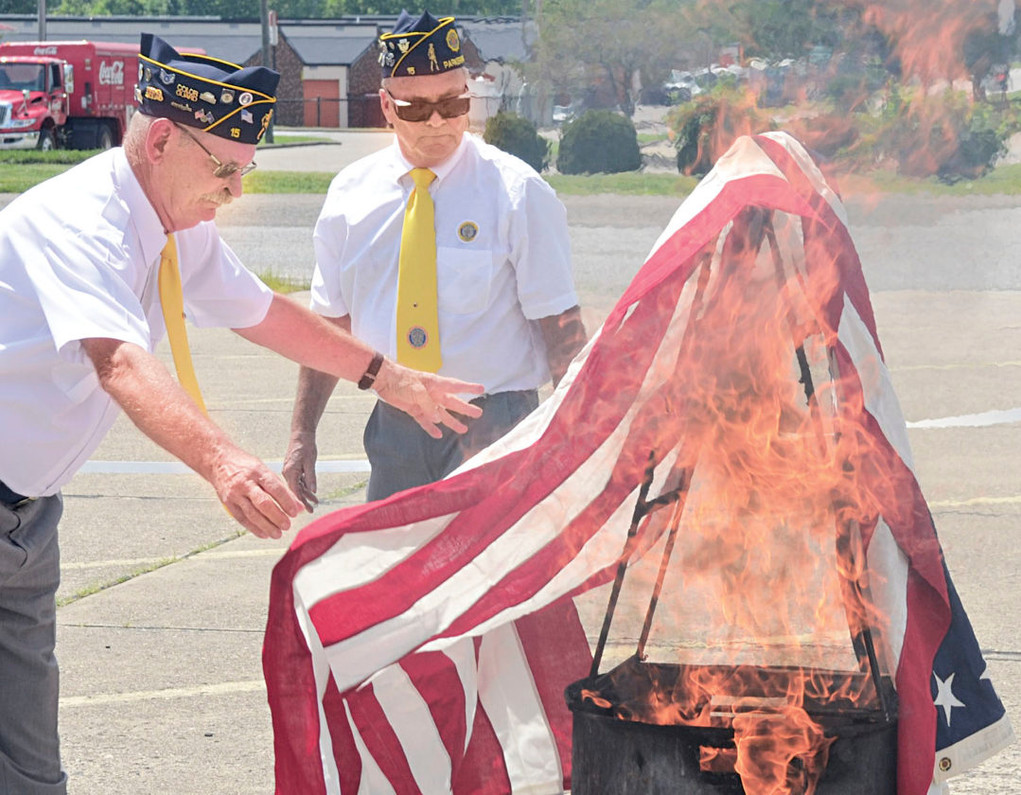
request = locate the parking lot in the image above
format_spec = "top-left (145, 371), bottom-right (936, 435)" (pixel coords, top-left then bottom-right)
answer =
top-left (2, 130), bottom-right (1015, 792)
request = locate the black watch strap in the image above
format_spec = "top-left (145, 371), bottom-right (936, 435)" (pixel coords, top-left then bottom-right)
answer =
top-left (358, 351), bottom-right (385, 390)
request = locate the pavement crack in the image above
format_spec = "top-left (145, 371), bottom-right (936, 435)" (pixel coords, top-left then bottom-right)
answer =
top-left (59, 623), bottom-right (263, 634)
top-left (57, 532), bottom-right (246, 607)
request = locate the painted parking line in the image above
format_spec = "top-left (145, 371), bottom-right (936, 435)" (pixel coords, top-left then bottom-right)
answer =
top-left (907, 407), bottom-right (1021, 429)
top-left (61, 680), bottom-right (264, 707)
top-left (929, 496), bottom-right (1021, 509)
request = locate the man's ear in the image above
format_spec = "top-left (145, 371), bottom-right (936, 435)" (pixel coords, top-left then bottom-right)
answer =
top-left (145, 118), bottom-right (175, 165)
top-left (379, 88), bottom-right (394, 127)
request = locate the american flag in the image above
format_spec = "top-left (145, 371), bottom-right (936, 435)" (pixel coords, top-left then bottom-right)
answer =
top-left (263, 131), bottom-right (1013, 794)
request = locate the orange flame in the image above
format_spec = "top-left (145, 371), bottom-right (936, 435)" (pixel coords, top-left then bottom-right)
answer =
top-left (586, 205), bottom-right (905, 791)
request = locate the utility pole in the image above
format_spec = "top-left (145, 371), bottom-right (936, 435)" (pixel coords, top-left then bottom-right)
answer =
top-left (37, 0), bottom-right (46, 41)
top-left (260, 0), bottom-right (274, 143)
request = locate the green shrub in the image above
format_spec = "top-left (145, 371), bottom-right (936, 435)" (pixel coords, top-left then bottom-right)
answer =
top-left (556, 110), bottom-right (641, 175)
top-left (852, 88), bottom-right (1016, 182)
top-left (668, 87), bottom-right (772, 176)
top-left (483, 111), bottom-right (549, 173)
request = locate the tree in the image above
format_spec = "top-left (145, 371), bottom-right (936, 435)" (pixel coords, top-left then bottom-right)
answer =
top-left (532, 0), bottom-right (684, 117)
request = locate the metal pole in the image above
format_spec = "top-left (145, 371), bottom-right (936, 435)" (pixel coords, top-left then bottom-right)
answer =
top-left (259, 0), bottom-right (274, 143)
top-left (37, 0), bottom-right (46, 41)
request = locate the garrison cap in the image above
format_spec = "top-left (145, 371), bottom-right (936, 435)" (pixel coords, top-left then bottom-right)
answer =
top-left (135, 33), bottom-right (279, 145)
top-left (378, 10), bottom-right (466, 78)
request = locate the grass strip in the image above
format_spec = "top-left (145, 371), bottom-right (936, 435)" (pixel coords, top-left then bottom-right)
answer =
top-left (241, 169), bottom-right (335, 194)
top-left (548, 172), bottom-right (699, 196)
top-left (255, 271), bottom-right (311, 293)
top-left (7, 152), bottom-right (1021, 197)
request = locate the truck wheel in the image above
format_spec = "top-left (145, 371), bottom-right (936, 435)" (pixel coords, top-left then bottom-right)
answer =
top-left (97, 123), bottom-right (114, 150)
top-left (36, 128), bottom-right (56, 151)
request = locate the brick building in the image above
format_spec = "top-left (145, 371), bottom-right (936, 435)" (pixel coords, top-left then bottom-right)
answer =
top-left (0, 13), bottom-right (520, 128)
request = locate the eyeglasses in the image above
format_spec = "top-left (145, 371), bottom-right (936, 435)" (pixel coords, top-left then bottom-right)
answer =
top-left (385, 88), bottom-right (472, 122)
top-left (174, 122), bottom-right (257, 179)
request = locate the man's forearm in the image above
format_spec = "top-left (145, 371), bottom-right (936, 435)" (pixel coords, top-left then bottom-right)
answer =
top-left (236, 293), bottom-right (374, 384)
top-left (82, 337), bottom-right (236, 481)
top-left (83, 337), bottom-right (302, 537)
top-left (539, 305), bottom-right (587, 386)
top-left (291, 366), bottom-right (341, 437)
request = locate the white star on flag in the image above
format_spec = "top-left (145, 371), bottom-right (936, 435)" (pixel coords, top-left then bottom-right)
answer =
top-left (934, 672), bottom-right (967, 727)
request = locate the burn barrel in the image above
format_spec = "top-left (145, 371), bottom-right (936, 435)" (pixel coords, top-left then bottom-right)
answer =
top-left (565, 659), bottom-right (898, 795)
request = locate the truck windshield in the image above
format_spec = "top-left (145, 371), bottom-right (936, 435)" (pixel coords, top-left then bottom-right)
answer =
top-left (0, 63), bottom-right (46, 92)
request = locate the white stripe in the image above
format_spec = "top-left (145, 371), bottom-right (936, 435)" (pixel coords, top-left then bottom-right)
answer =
top-left (759, 130), bottom-right (851, 229)
top-left (293, 512), bottom-right (458, 607)
top-left (864, 518), bottom-right (909, 675)
top-left (838, 294), bottom-right (916, 472)
top-left (344, 700), bottom-right (395, 795)
top-left (907, 407), bottom-right (1021, 429)
top-left (79, 459), bottom-right (371, 474)
top-left (371, 664), bottom-right (453, 794)
top-left (477, 623), bottom-right (562, 793)
top-left (447, 640), bottom-right (480, 753)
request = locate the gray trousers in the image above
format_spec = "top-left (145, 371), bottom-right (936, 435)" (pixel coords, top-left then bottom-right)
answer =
top-left (0, 495), bottom-right (67, 795)
top-left (364, 389), bottom-right (539, 502)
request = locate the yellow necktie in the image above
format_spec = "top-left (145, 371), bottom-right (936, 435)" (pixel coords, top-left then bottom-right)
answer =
top-left (396, 168), bottom-right (442, 372)
top-left (158, 235), bottom-right (207, 413)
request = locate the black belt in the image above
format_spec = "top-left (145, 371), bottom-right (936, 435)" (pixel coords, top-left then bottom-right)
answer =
top-left (0, 478), bottom-right (32, 508)
top-left (468, 388), bottom-right (538, 407)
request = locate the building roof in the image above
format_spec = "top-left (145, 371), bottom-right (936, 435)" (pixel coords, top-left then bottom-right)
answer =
top-left (0, 16), bottom-right (264, 64)
top-left (0, 14), bottom-right (534, 67)
top-left (459, 18), bottom-right (535, 64)
top-left (282, 23), bottom-right (378, 66)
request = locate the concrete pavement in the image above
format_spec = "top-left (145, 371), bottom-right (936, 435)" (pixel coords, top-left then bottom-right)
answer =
top-left (35, 137), bottom-right (1021, 793)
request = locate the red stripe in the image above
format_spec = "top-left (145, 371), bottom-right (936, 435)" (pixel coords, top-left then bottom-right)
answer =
top-left (322, 674), bottom-right (362, 795)
top-left (897, 568), bottom-right (948, 794)
top-left (346, 682), bottom-right (421, 794)
top-left (453, 686), bottom-right (513, 794)
top-left (513, 599), bottom-right (592, 789)
top-left (264, 553), bottom-right (329, 794)
top-left (401, 650), bottom-right (469, 776)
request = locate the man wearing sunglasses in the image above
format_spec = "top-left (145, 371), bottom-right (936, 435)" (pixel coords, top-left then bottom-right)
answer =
top-left (0, 33), bottom-right (485, 793)
top-left (284, 10), bottom-right (586, 507)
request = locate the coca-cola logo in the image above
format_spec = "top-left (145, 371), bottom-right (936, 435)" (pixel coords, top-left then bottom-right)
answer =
top-left (98, 60), bottom-right (124, 86)
top-left (33, 46), bottom-right (57, 55)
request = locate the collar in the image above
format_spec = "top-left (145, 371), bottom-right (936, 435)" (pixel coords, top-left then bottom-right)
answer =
top-left (391, 133), bottom-right (471, 189)
top-left (111, 147), bottom-right (170, 265)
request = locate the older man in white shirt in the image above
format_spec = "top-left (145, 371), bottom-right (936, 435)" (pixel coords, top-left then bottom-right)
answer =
top-left (283, 10), bottom-right (586, 507)
top-left (0, 33), bottom-right (482, 794)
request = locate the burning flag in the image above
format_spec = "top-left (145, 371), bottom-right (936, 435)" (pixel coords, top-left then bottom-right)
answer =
top-left (263, 131), bottom-right (1012, 794)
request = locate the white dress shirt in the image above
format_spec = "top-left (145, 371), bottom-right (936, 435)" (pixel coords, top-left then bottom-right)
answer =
top-left (310, 133), bottom-right (578, 394)
top-left (0, 148), bottom-right (272, 496)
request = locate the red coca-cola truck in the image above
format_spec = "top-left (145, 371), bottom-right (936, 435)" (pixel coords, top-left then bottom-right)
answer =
top-left (0, 40), bottom-right (138, 150)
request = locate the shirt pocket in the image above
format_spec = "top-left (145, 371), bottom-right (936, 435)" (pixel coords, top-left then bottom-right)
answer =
top-left (437, 246), bottom-right (492, 316)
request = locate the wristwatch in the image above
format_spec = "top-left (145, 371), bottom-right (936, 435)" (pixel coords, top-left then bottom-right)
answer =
top-left (358, 351), bottom-right (385, 390)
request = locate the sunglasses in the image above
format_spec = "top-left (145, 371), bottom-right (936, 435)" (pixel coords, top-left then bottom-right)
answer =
top-left (174, 122), bottom-right (257, 179)
top-left (385, 88), bottom-right (472, 122)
